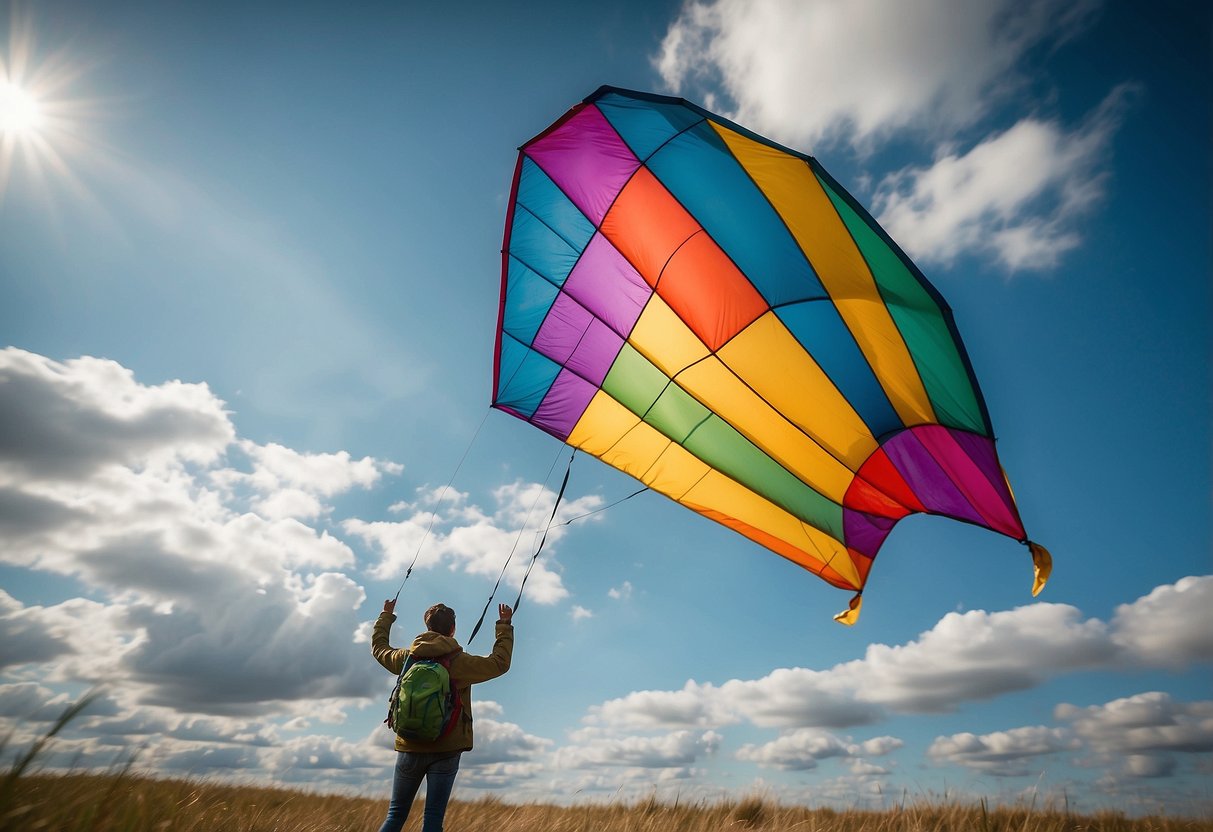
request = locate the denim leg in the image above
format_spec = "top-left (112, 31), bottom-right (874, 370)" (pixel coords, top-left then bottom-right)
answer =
top-left (419, 752), bottom-right (461, 832)
top-left (377, 752), bottom-right (425, 832)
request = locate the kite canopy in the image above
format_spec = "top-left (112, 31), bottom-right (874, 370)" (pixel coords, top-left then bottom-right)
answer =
top-left (493, 87), bottom-right (1047, 622)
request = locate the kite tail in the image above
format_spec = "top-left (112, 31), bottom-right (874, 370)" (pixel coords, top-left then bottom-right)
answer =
top-left (1027, 540), bottom-right (1053, 596)
top-left (833, 592), bottom-right (863, 626)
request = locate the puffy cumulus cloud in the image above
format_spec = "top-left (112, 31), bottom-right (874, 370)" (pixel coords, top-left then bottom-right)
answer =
top-left (456, 761), bottom-right (548, 791)
top-left (264, 734), bottom-right (385, 778)
top-left (1110, 576), bottom-right (1213, 667)
top-left (80, 705), bottom-right (278, 749)
top-left (241, 441), bottom-right (401, 496)
top-left (587, 680), bottom-right (737, 730)
top-left (736, 728), bottom-right (902, 771)
top-left (464, 717), bottom-right (554, 766)
top-left (584, 579), bottom-right (1211, 735)
top-left (0, 590), bottom-right (76, 668)
top-left (842, 602), bottom-right (1115, 712)
top-left (719, 668), bottom-right (884, 728)
top-left (874, 85), bottom-right (1137, 271)
top-left (928, 726), bottom-right (1077, 776)
top-left (714, 602), bottom-right (1111, 727)
top-left (860, 735), bottom-right (904, 757)
top-left (0, 349), bottom-right (234, 482)
top-left (119, 573), bottom-right (373, 714)
top-left (1056, 692), bottom-right (1213, 780)
top-left (227, 441), bottom-right (403, 521)
top-left (655, 0), bottom-right (1100, 149)
top-left (555, 729), bottom-right (722, 769)
top-left (919, 691), bottom-right (1213, 789)
top-left (347, 481), bottom-right (605, 606)
top-left (0, 681), bottom-right (72, 721)
top-left (0, 580), bottom-right (375, 717)
top-left (0, 596), bottom-right (137, 679)
top-left (0, 350), bottom-right (403, 717)
top-left (149, 742), bottom-right (264, 775)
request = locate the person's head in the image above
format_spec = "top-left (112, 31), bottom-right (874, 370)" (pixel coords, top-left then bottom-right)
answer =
top-left (424, 603), bottom-right (456, 636)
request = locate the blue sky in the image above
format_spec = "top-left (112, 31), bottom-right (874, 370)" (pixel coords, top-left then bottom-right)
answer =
top-left (1, 0), bottom-right (1210, 816)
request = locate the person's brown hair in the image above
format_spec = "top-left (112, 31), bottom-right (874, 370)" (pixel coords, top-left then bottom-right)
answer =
top-left (424, 603), bottom-right (456, 635)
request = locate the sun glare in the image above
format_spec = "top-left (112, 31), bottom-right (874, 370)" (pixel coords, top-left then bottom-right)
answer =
top-left (0, 81), bottom-right (43, 134)
top-left (0, 7), bottom-right (101, 202)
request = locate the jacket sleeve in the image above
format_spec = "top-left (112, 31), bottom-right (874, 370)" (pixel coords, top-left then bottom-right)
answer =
top-left (452, 621), bottom-right (513, 684)
top-left (371, 612), bottom-right (409, 675)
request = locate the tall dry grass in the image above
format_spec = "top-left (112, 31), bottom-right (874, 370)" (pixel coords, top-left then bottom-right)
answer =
top-left (8, 771), bottom-right (1213, 832)
top-left (3, 699), bottom-right (1210, 831)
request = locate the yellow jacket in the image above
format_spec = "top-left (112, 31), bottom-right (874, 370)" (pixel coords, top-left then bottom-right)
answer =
top-left (372, 611), bottom-right (513, 753)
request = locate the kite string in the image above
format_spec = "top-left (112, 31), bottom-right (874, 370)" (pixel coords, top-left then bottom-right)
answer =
top-left (392, 409), bottom-right (491, 603)
top-left (510, 450), bottom-right (575, 612)
top-left (545, 486), bottom-right (647, 530)
top-left (465, 445), bottom-right (568, 643)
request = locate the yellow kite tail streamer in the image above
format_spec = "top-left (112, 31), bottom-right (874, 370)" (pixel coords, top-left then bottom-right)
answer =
top-left (1027, 540), bottom-right (1053, 596)
top-left (833, 592), bottom-right (863, 625)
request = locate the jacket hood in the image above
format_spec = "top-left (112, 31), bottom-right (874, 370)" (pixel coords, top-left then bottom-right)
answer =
top-left (408, 630), bottom-right (463, 659)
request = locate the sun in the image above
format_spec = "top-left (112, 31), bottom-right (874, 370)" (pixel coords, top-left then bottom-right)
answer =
top-left (0, 80), bottom-right (43, 134)
top-left (0, 7), bottom-right (98, 201)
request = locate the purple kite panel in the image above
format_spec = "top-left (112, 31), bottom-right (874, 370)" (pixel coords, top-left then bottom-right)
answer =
top-left (564, 317), bottom-right (625, 387)
top-left (914, 426), bottom-right (1024, 538)
top-left (882, 429), bottom-right (985, 526)
top-left (532, 292), bottom-right (594, 365)
top-left (525, 105), bottom-right (640, 225)
top-left (531, 368), bottom-right (599, 440)
top-left (563, 233), bottom-right (652, 338)
top-left (844, 509), bottom-right (896, 559)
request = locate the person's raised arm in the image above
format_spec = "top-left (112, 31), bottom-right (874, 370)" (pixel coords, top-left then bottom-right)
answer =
top-left (453, 605), bottom-right (514, 684)
top-left (371, 599), bottom-right (406, 673)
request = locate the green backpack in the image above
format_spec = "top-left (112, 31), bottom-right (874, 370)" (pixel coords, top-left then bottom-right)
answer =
top-left (386, 653), bottom-right (461, 742)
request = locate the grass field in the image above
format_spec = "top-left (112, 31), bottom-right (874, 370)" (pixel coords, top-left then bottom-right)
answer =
top-left (4, 771), bottom-right (1212, 832)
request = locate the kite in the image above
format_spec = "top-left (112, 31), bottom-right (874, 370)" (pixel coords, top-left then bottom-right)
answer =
top-left (492, 86), bottom-right (1050, 623)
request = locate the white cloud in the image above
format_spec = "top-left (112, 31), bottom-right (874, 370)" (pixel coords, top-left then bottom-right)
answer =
top-left (347, 481), bottom-right (604, 606)
top-left (0, 348), bottom-right (233, 482)
top-left (588, 680), bottom-right (737, 730)
top-left (585, 579), bottom-right (1210, 734)
top-left (656, 0), bottom-right (1100, 148)
top-left (655, 1), bottom-right (1135, 274)
top-left (264, 733), bottom-right (385, 778)
top-left (0, 350), bottom-right (388, 716)
top-left (570, 605), bottom-right (593, 621)
top-left (1110, 576), bottom-right (1213, 667)
top-left (873, 85), bottom-right (1137, 270)
top-left (608, 580), bottom-right (633, 601)
top-left (928, 726), bottom-right (1077, 776)
top-left (0, 681), bottom-right (71, 720)
top-left (736, 728), bottom-right (900, 771)
top-left (234, 441), bottom-right (402, 519)
top-left (1056, 692), bottom-right (1213, 780)
top-left (555, 729), bottom-right (722, 769)
top-left (464, 718), bottom-right (553, 766)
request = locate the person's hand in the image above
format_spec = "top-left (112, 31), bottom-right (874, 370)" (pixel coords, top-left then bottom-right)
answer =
top-left (383, 599), bottom-right (396, 615)
top-left (498, 604), bottom-right (513, 624)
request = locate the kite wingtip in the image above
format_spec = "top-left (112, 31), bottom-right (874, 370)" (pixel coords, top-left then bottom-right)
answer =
top-left (1027, 540), bottom-right (1053, 596)
top-left (833, 592), bottom-right (863, 626)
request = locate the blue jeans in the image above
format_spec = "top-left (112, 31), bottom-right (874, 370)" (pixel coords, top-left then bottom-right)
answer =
top-left (377, 750), bottom-right (462, 832)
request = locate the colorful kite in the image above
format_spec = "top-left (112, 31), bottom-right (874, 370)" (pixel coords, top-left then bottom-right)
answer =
top-left (492, 87), bottom-right (1050, 623)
